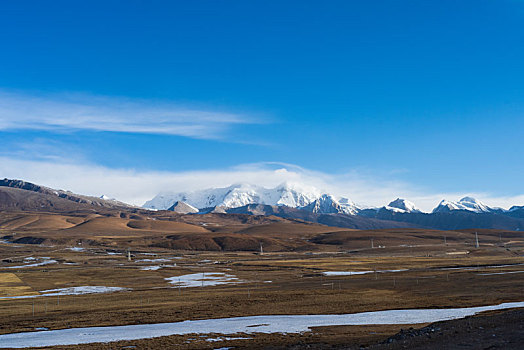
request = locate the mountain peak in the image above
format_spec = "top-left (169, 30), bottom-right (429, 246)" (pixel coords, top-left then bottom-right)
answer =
top-left (385, 198), bottom-right (420, 213)
top-left (433, 197), bottom-right (491, 213)
top-left (300, 193), bottom-right (358, 215)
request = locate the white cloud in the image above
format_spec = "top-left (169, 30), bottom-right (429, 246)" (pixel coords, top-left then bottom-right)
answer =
top-left (0, 157), bottom-right (523, 211)
top-left (0, 91), bottom-right (261, 139)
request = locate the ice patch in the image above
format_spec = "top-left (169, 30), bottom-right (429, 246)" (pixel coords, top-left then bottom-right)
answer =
top-left (205, 336), bottom-right (252, 342)
top-left (323, 271), bottom-right (373, 276)
top-left (0, 302), bottom-right (523, 348)
top-left (67, 247), bottom-right (85, 252)
top-left (322, 269), bottom-right (407, 276)
top-left (40, 286), bottom-right (128, 296)
top-left (136, 258), bottom-right (172, 263)
top-left (165, 272), bottom-right (243, 288)
top-left (4, 258), bottom-right (58, 269)
top-left (477, 271), bottom-right (524, 276)
top-left (140, 265), bottom-right (176, 271)
top-left (0, 286), bottom-right (128, 300)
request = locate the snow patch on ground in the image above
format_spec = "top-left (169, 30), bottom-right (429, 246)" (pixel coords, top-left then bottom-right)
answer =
top-left (1, 302), bottom-right (523, 348)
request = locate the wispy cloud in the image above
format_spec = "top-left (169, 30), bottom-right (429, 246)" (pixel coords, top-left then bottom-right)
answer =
top-left (0, 157), bottom-right (522, 211)
top-left (0, 90), bottom-right (262, 139)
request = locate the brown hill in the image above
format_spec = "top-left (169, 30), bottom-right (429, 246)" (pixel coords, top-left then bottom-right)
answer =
top-left (0, 179), bottom-right (133, 211)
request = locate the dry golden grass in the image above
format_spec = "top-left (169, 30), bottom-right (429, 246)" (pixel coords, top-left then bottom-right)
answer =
top-left (0, 272), bottom-right (38, 298)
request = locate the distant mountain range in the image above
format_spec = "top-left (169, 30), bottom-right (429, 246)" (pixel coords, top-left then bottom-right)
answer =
top-left (144, 182), bottom-right (524, 230)
top-left (145, 182), bottom-right (360, 214)
top-left (144, 182), bottom-right (513, 215)
top-left (1, 178), bottom-right (523, 231)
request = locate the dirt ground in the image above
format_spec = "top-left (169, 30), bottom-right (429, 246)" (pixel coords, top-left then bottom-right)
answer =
top-left (0, 212), bottom-right (522, 349)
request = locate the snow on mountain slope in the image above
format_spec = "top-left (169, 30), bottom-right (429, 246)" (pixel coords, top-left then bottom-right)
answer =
top-left (432, 196), bottom-right (492, 213)
top-left (144, 184), bottom-right (506, 216)
top-left (143, 182), bottom-right (323, 211)
top-left (384, 198), bottom-right (421, 213)
top-left (301, 194), bottom-right (360, 215)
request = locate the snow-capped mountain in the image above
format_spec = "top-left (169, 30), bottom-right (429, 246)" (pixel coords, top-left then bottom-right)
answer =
top-left (143, 182), bottom-right (324, 211)
top-left (301, 194), bottom-right (360, 215)
top-left (384, 198), bottom-right (421, 213)
top-left (144, 182), bottom-right (516, 220)
top-left (432, 197), bottom-right (492, 213)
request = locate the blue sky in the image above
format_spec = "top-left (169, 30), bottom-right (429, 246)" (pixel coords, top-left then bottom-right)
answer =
top-left (0, 1), bottom-right (523, 209)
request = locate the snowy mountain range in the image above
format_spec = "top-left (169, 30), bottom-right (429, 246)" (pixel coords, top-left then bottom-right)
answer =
top-left (143, 182), bottom-right (361, 214)
top-left (143, 182), bottom-right (508, 216)
top-left (2, 177), bottom-right (523, 231)
top-left (144, 183), bottom-right (312, 210)
top-left (432, 196), bottom-right (496, 213)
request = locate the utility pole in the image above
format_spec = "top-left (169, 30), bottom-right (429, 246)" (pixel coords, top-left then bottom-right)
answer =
top-left (475, 232), bottom-right (479, 248)
top-left (260, 243), bottom-right (263, 255)
top-left (371, 238), bottom-right (374, 249)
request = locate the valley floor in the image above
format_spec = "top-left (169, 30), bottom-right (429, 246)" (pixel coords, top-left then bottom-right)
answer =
top-left (0, 210), bottom-right (522, 349)
top-left (0, 237), bottom-right (522, 349)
